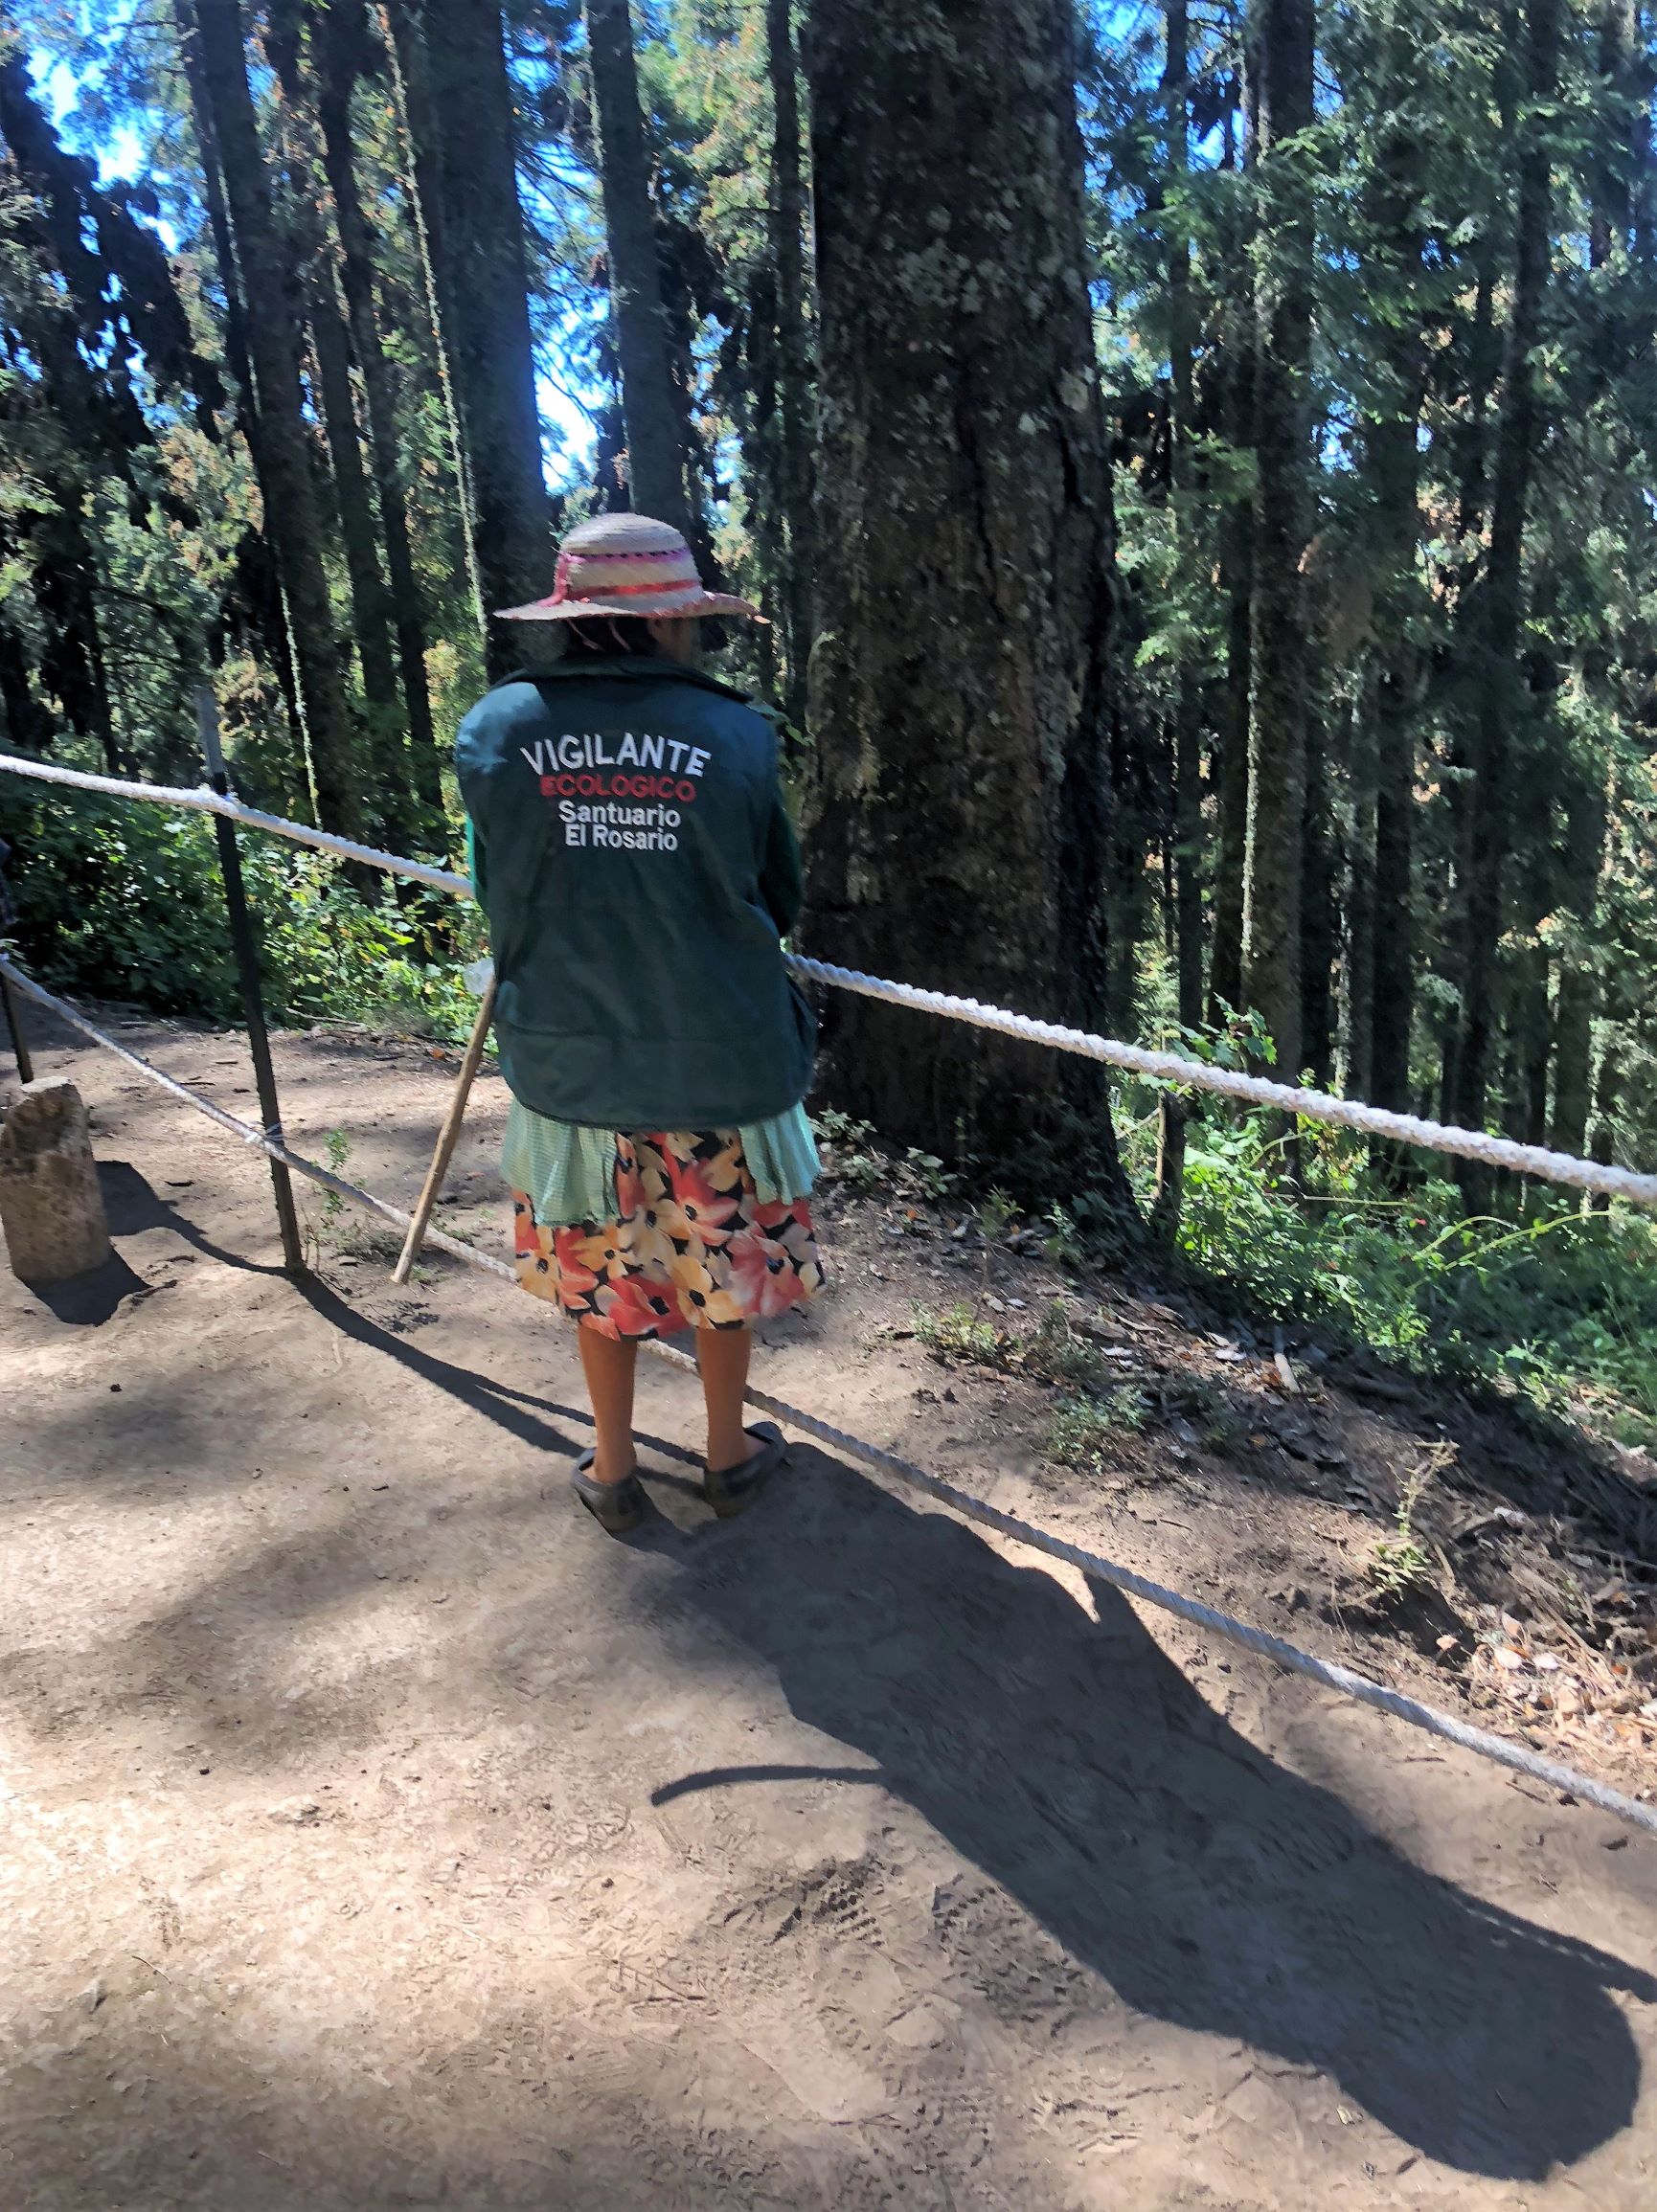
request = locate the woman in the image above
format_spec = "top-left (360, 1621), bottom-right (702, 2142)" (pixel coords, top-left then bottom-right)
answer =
top-left (456, 513), bottom-right (824, 1534)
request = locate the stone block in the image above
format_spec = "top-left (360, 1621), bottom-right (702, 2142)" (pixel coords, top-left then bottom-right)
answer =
top-left (0, 1077), bottom-right (113, 1283)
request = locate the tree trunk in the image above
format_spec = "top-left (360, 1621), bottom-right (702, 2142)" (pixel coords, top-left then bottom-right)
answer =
top-left (765, 0), bottom-right (815, 737)
top-left (263, 0), bottom-right (407, 838)
top-left (188, 0), bottom-right (363, 837)
top-left (175, 0), bottom-right (308, 808)
top-left (801, 0), bottom-right (1135, 1225)
top-left (305, 281), bottom-right (409, 828)
top-left (416, 0), bottom-right (551, 646)
top-left (1452, 0), bottom-right (1560, 1196)
top-left (1588, 1031), bottom-right (1622, 1212)
top-left (315, 3), bottom-right (445, 841)
top-left (1208, 342), bottom-right (1254, 1020)
top-left (1240, 0), bottom-right (1314, 1083)
top-left (1205, 46), bottom-right (1256, 1024)
top-left (379, 0), bottom-right (487, 651)
top-left (1152, 0), bottom-right (1200, 1242)
top-left (585, 0), bottom-right (693, 540)
top-left (1362, 23), bottom-right (1427, 1162)
top-left (32, 494), bottom-right (122, 774)
top-left (1344, 683), bottom-right (1376, 1104)
top-left (1551, 758), bottom-right (1606, 1158)
top-left (1299, 706), bottom-right (1336, 1091)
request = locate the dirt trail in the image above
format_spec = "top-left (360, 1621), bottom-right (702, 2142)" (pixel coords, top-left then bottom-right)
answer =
top-left (3, 1009), bottom-right (1655, 2210)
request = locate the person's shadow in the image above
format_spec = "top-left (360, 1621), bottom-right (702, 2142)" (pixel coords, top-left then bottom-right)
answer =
top-left (646, 1449), bottom-right (1653, 2180)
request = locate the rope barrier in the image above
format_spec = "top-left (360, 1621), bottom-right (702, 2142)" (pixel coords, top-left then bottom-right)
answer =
top-left (6, 954), bottom-right (1654, 1841)
top-left (0, 751), bottom-right (470, 894)
top-left (5, 746), bottom-right (1655, 1210)
top-left (789, 958), bottom-right (1657, 1210)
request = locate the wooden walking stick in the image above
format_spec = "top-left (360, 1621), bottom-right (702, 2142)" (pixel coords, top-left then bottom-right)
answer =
top-left (392, 976), bottom-right (497, 1282)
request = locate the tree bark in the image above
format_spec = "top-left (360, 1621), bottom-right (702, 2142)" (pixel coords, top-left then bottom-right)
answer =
top-left (765, 0), bottom-right (815, 737)
top-left (263, 0), bottom-right (406, 832)
top-left (1361, 17), bottom-right (1427, 1160)
top-left (315, 2), bottom-right (444, 840)
top-left (1550, 757), bottom-right (1607, 1158)
top-left (1343, 683), bottom-right (1376, 1104)
top-left (1240, 0), bottom-right (1314, 1082)
top-left (174, 0), bottom-right (308, 809)
top-left (1452, 0), bottom-right (1561, 1195)
top-left (1299, 706), bottom-right (1336, 1091)
top-left (1206, 45), bottom-right (1256, 1024)
top-left (415, 0), bottom-right (551, 647)
top-left (32, 494), bottom-right (122, 773)
top-left (585, 0), bottom-right (693, 540)
top-left (1588, 1031), bottom-right (1622, 1212)
top-left (1153, 0), bottom-right (1200, 1241)
top-left (379, 0), bottom-right (487, 650)
top-left (1208, 336), bottom-right (1254, 1020)
top-left (189, 0), bottom-right (363, 837)
top-left (801, 0), bottom-right (1135, 1225)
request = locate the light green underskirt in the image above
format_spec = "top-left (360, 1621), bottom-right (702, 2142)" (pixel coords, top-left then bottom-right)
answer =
top-left (501, 1097), bottom-right (819, 1231)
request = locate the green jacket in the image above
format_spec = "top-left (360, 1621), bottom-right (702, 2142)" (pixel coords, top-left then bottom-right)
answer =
top-left (456, 656), bottom-right (815, 1130)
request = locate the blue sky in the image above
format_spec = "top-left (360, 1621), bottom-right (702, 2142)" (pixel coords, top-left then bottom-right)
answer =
top-left (32, 35), bottom-right (602, 488)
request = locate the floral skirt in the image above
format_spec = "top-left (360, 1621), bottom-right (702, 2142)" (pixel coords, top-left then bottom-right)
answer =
top-left (512, 1129), bottom-right (826, 1340)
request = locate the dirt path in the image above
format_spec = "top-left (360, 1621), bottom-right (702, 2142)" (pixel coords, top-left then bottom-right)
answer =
top-left (4, 1010), bottom-right (1655, 2210)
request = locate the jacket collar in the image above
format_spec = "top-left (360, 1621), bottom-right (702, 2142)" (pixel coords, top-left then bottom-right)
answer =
top-left (497, 655), bottom-right (752, 707)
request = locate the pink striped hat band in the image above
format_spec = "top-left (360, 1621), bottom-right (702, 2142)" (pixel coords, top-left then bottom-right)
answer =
top-left (493, 512), bottom-right (763, 623)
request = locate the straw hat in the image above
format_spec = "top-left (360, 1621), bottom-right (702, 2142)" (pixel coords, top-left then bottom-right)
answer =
top-left (494, 512), bottom-right (763, 623)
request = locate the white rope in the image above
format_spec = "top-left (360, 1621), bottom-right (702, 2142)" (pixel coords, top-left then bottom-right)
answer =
top-left (788, 958), bottom-right (1657, 1211)
top-left (0, 751), bottom-right (469, 894)
top-left (6, 954), bottom-right (1654, 1841)
top-left (5, 747), bottom-right (1656, 1210)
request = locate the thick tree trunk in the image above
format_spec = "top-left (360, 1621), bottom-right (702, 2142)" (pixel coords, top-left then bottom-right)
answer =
top-left (765, 0), bottom-right (815, 737)
top-left (1240, 0), bottom-right (1314, 1081)
top-left (315, 5), bottom-right (444, 840)
top-left (585, 0), bottom-right (693, 540)
top-left (189, 0), bottom-right (363, 837)
top-left (801, 0), bottom-right (1135, 1224)
top-left (416, 0), bottom-right (551, 647)
top-left (1452, 0), bottom-right (1560, 1196)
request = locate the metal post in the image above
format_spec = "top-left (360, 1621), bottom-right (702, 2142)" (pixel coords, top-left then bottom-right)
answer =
top-left (0, 965), bottom-right (33, 1084)
top-left (197, 688), bottom-right (306, 1274)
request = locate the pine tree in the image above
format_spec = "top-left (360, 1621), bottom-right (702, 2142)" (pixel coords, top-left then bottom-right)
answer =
top-left (585, 0), bottom-right (694, 536)
top-left (401, 0), bottom-right (551, 641)
top-left (1452, 0), bottom-right (1562, 1190)
top-left (187, 0), bottom-right (364, 836)
top-left (1239, 0), bottom-right (1314, 1086)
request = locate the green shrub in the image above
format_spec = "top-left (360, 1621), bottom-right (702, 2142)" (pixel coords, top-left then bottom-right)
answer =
top-left (1127, 1102), bottom-right (1657, 1446)
top-left (1041, 1389), bottom-right (1151, 1472)
top-left (0, 787), bottom-right (487, 1048)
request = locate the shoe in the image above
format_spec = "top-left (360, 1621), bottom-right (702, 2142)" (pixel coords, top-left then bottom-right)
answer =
top-left (572, 1448), bottom-right (647, 1535)
top-left (703, 1422), bottom-right (787, 1520)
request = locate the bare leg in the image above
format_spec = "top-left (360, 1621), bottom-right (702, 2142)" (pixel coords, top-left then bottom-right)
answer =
top-left (697, 1325), bottom-right (754, 1472)
top-left (577, 1326), bottom-right (640, 1483)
